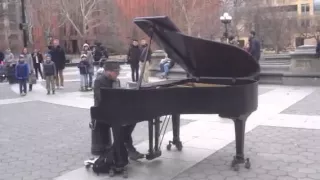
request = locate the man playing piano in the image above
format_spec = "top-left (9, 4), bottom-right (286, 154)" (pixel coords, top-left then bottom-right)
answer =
top-left (93, 62), bottom-right (144, 164)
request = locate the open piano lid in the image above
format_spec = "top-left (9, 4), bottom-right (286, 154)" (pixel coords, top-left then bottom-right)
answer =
top-left (134, 16), bottom-right (260, 78)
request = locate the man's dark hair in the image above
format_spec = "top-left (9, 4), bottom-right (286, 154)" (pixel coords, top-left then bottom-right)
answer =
top-left (228, 35), bottom-right (235, 41)
top-left (250, 31), bottom-right (256, 36)
top-left (132, 39), bottom-right (138, 42)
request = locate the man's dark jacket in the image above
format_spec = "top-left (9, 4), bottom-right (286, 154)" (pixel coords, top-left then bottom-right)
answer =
top-left (31, 52), bottom-right (44, 65)
top-left (127, 45), bottom-right (141, 65)
top-left (249, 37), bottom-right (261, 61)
top-left (0, 51), bottom-right (4, 63)
top-left (140, 44), bottom-right (152, 62)
top-left (316, 41), bottom-right (320, 57)
top-left (49, 46), bottom-right (66, 70)
top-left (94, 74), bottom-right (116, 106)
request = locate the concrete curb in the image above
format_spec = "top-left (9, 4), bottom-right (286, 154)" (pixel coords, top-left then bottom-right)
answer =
top-left (65, 59), bottom-right (127, 67)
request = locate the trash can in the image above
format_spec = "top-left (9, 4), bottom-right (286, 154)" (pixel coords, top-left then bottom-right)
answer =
top-left (90, 119), bottom-right (112, 155)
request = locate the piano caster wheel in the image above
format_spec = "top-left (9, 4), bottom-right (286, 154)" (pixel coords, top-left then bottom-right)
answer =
top-left (245, 158), bottom-right (251, 169)
top-left (175, 141), bottom-right (183, 151)
top-left (231, 156), bottom-right (237, 167)
top-left (85, 164), bottom-right (91, 169)
top-left (109, 169), bottom-right (115, 177)
top-left (146, 150), bottom-right (162, 160)
top-left (123, 169), bottom-right (128, 178)
top-left (166, 144), bottom-right (172, 151)
top-left (167, 140), bottom-right (183, 151)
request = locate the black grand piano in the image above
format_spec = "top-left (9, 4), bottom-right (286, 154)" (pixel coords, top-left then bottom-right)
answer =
top-left (91, 16), bottom-right (260, 171)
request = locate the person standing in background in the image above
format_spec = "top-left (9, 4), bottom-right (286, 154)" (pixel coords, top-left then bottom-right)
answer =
top-left (248, 31), bottom-right (261, 62)
top-left (15, 55), bottom-right (29, 96)
top-left (81, 43), bottom-right (94, 90)
top-left (127, 39), bottom-right (141, 82)
top-left (4, 48), bottom-right (15, 67)
top-left (21, 47), bottom-right (35, 91)
top-left (32, 49), bottom-right (44, 80)
top-left (0, 50), bottom-right (4, 64)
top-left (139, 39), bottom-right (152, 83)
top-left (43, 54), bottom-right (56, 95)
top-left (49, 39), bottom-right (66, 89)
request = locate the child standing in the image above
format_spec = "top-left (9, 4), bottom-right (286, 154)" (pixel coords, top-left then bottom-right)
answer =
top-left (43, 54), bottom-right (56, 95)
top-left (78, 54), bottom-right (90, 91)
top-left (15, 55), bottom-right (29, 96)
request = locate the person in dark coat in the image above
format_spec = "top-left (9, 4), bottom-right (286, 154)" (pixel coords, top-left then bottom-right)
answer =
top-left (316, 40), bottom-right (320, 58)
top-left (127, 39), bottom-right (141, 82)
top-left (0, 51), bottom-right (4, 64)
top-left (93, 62), bottom-right (144, 167)
top-left (139, 39), bottom-right (152, 83)
top-left (32, 49), bottom-right (44, 80)
top-left (49, 39), bottom-right (66, 89)
top-left (248, 31), bottom-right (261, 61)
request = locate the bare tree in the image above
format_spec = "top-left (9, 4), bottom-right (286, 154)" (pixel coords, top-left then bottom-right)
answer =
top-left (173, 0), bottom-right (221, 36)
top-left (27, 0), bottom-right (65, 39)
top-left (255, 5), bottom-right (295, 52)
top-left (295, 16), bottom-right (320, 41)
top-left (59, 0), bottom-right (108, 41)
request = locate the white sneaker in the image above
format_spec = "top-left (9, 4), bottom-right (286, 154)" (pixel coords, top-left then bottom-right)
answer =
top-left (60, 86), bottom-right (64, 89)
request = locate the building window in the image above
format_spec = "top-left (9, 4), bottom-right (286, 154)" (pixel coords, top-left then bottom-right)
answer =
top-left (315, 0), bottom-right (320, 13)
top-left (301, 4), bottom-right (310, 14)
top-left (301, 19), bottom-right (310, 27)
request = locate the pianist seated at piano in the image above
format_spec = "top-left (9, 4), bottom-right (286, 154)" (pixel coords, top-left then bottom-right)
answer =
top-left (93, 62), bottom-right (144, 165)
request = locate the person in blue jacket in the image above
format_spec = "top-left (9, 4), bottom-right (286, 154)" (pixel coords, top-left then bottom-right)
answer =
top-left (15, 54), bottom-right (29, 96)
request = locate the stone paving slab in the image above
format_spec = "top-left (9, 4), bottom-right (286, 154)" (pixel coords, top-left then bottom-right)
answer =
top-left (40, 81), bottom-right (81, 93)
top-left (0, 101), bottom-right (92, 180)
top-left (0, 101), bottom-right (193, 180)
top-left (281, 88), bottom-right (320, 115)
top-left (172, 125), bottom-right (320, 180)
top-left (0, 83), bottom-right (19, 99)
top-left (258, 87), bottom-right (273, 95)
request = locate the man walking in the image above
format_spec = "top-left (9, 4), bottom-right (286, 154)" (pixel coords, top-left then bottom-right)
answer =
top-left (49, 39), bottom-right (66, 89)
top-left (139, 39), bottom-right (152, 83)
top-left (248, 31), bottom-right (261, 62)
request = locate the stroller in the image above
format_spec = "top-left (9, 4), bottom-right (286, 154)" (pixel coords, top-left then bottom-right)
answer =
top-left (0, 63), bottom-right (7, 82)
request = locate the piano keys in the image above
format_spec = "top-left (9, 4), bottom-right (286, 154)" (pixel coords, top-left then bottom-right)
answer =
top-left (90, 16), bottom-right (260, 171)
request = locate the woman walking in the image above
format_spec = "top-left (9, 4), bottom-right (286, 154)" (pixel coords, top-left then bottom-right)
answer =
top-left (21, 47), bottom-right (35, 91)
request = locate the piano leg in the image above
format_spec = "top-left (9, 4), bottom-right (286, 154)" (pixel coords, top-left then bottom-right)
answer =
top-left (154, 117), bottom-right (161, 152)
top-left (231, 115), bottom-right (251, 171)
top-left (146, 118), bottom-right (162, 160)
top-left (167, 114), bottom-right (183, 151)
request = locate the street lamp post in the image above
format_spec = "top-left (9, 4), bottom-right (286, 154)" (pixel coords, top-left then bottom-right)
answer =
top-left (220, 12), bottom-right (232, 42)
top-left (20, 0), bottom-right (28, 48)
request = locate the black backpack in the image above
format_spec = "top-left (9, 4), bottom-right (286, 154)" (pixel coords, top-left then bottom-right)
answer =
top-left (91, 148), bottom-right (115, 174)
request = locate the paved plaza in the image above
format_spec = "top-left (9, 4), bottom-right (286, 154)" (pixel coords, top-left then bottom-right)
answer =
top-left (1, 65), bottom-right (320, 180)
